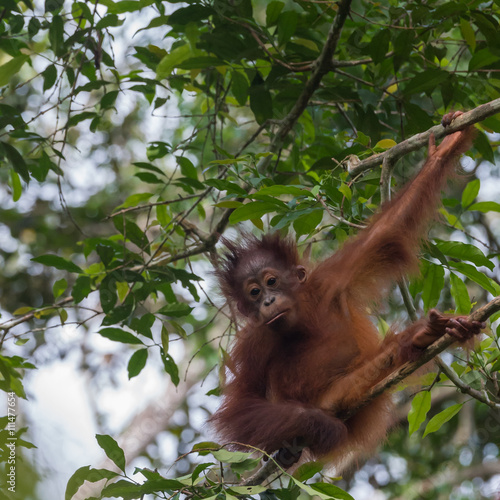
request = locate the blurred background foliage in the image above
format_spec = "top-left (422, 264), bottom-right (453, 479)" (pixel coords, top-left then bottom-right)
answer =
top-left (0, 0), bottom-right (500, 499)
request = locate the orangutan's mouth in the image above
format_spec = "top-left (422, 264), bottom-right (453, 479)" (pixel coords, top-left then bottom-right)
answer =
top-left (266, 310), bottom-right (289, 325)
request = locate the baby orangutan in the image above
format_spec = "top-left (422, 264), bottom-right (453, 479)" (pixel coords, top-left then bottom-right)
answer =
top-left (211, 112), bottom-right (484, 468)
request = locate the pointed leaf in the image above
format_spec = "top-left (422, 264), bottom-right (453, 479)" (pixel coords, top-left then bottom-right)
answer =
top-left (229, 201), bottom-right (283, 224)
top-left (32, 255), bottom-right (82, 274)
top-left (408, 391), bottom-right (431, 436)
top-left (97, 328), bottom-right (144, 345)
top-left (127, 349), bottom-right (148, 379)
top-left (0, 55), bottom-right (30, 87)
top-left (449, 272), bottom-right (471, 315)
top-left (423, 403), bottom-right (463, 437)
top-left (421, 263), bottom-right (444, 310)
top-left (461, 179), bottom-right (480, 208)
top-left (65, 466), bottom-right (118, 500)
top-left (96, 434), bottom-right (126, 472)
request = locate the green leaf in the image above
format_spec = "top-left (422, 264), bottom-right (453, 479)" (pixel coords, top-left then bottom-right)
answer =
top-left (49, 15), bottom-right (65, 57)
top-left (461, 179), bottom-right (480, 208)
top-left (160, 349), bottom-right (179, 386)
top-left (65, 466), bottom-right (119, 500)
top-left (469, 48), bottom-right (500, 71)
top-left (266, 1), bottom-right (284, 25)
top-left (293, 461), bottom-right (323, 482)
top-left (421, 262), bottom-right (444, 311)
top-left (205, 178), bottom-right (247, 195)
top-left (46, 0), bottom-right (63, 12)
top-left (229, 201), bottom-right (283, 224)
top-left (10, 169), bottom-right (22, 202)
top-left (292, 477), bottom-right (353, 499)
top-left (338, 183), bottom-right (352, 201)
top-left (59, 309), bottom-right (68, 324)
top-left (156, 44), bottom-right (191, 79)
top-left (127, 349), bottom-right (148, 379)
top-left (101, 90), bottom-right (119, 109)
top-left (214, 200), bottom-right (243, 209)
top-left (293, 209), bottom-right (323, 237)
top-left (133, 162), bottom-right (165, 176)
top-left (108, 0), bottom-right (148, 14)
top-left (32, 254), bottom-right (83, 274)
top-left (1, 142), bottom-right (30, 182)
top-left (13, 306), bottom-right (34, 316)
top-left (212, 449), bottom-right (253, 463)
top-left (449, 261), bottom-right (500, 295)
top-left (113, 217), bottom-right (150, 253)
top-left (157, 302), bottom-right (193, 318)
top-left (72, 275), bottom-right (92, 303)
top-left (460, 19), bottom-right (476, 52)
top-left (375, 138), bottom-right (397, 150)
top-left (249, 74), bottom-right (273, 125)
top-left (71, 1), bottom-right (93, 25)
top-left (469, 201), bottom-right (500, 213)
top-left (449, 272), bottom-right (472, 315)
top-left (102, 299), bottom-right (135, 326)
top-left (130, 313), bottom-right (155, 339)
top-left (156, 203), bottom-right (170, 226)
top-left (75, 80), bottom-right (108, 94)
top-left (67, 112), bottom-right (98, 128)
top-left (369, 29), bottom-right (390, 64)
top-left (100, 274), bottom-right (117, 313)
top-left (474, 129), bottom-right (495, 163)
top-left (177, 56), bottom-right (225, 70)
top-left (231, 70), bottom-right (249, 106)
top-left (230, 457), bottom-right (262, 475)
top-left (135, 172), bottom-right (161, 184)
top-left (176, 156), bottom-right (197, 179)
top-left (53, 278), bottom-right (67, 299)
top-left (423, 403), bottom-right (463, 437)
top-left (96, 14), bottom-right (124, 29)
top-left (403, 69), bottom-right (448, 95)
top-left (42, 64), bottom-right (58, 91)
top-left (192, 441), bottom-right (219, 453)
top-left (168, 5), bottom-right (213, 25)
top-left (0, 104), bottom-right (27, 130)
top-left (7, 376), bottom-right (27, 399)
top-left (115, 192), bottom-right (153, 210)
top-left (310, 482), bottom-right (354, 500)
top-left (97, 328), bottom-right (144, 345)
top-left (0, 55), bottom-right (30, 87)
top-left (408, 391), bottom-right (431, 436)
top-left (434, 239), bottom-right (493, 270)
top-left (187, 463), bottom-right (212, 483)
top-left (101, 480), bottom-right (142, 498)
top-left (96, 434), bottom-right (126, 472)
top-left (277, 10), bottom-right (298, 46)
top-left (161, 325), bottom-right (169, 353)
top-left (256, 185), bottom-right (309, 197)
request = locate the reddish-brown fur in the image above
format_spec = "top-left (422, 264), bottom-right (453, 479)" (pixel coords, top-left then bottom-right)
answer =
top-left (211, 117), bottom-right (482, 469)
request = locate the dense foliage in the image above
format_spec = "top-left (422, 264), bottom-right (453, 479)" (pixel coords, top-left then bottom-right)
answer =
top-left (0, 0), bottom-right (500, 499)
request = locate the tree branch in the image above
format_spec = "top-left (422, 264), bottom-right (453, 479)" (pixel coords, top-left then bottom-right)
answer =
top-left (349, 97), bottom-right (500, 178)
top-left (340, 296), bottom-right (500, 419)
top-left (267, 0), bottom-right (353, 151)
